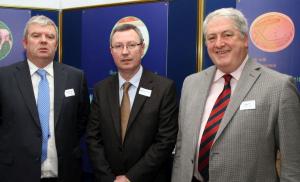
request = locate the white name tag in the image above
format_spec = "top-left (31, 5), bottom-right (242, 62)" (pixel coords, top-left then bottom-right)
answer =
top-left (240, 100), bottom-right (256, 110)
top-left (64, 88), bottom-right (75, 97)
top-left (138, 87), bottom-right (152, 97)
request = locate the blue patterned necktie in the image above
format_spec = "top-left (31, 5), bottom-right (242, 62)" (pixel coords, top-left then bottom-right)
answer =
top-left (36, 69), bottom-right (50, 163)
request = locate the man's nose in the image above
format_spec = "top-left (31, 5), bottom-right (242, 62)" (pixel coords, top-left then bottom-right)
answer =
top-left (40, 35), bottom-right (47, 43)
top-left (215, 37), bottom-right (225, 47)
top-left (121, 46), bottom-right (129, 54)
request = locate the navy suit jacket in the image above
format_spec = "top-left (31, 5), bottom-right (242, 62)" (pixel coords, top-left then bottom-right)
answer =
top-left (0, 61), bottom-right (90, 182)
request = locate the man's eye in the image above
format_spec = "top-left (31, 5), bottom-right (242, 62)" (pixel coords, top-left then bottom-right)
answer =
top-left (207, 37), bottom-right (216, 41)
top-left (47, 35), bottom-right (55, 39)
top-left (32, 34), bottom-right (40, 38)
top-left (127, 44), bottom-right (136, 49)
top-left (114, 45), bottom-right (123, 49)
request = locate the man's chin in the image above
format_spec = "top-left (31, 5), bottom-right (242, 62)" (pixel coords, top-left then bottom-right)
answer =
top-left (35, 55), bottom-right (54, 62)
top-left (37, 53), bottom-right (53, 58)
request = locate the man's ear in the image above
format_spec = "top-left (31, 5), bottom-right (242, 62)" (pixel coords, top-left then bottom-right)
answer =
top-left (22, 39), bottom-right (27, 49)
top-left (141, 42), bottom-right (145, 51)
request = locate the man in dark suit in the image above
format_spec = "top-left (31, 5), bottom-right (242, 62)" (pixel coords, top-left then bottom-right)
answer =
top-left (86, 24), bottom-right (178, 182)
top-left (0, 15), bottom-right (90, 182)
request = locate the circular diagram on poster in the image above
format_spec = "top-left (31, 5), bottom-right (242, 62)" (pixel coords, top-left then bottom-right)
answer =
top-left (111, 16), bottom-right (149, 58)
top-left (250, 12), bottom-right (295, 52)
top-left (0, 20), bottom-right (13, 61)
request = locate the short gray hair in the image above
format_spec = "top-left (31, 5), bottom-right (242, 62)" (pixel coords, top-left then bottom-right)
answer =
top-left (203, 8), bottom-right (248, 38)
top-left (23, 15), bottom-right (58, 42)
top-left (110, 24), bottom-right (144, 46)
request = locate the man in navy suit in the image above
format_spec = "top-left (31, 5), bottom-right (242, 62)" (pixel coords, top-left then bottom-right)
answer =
top-left (0, 15), bottom-right (90, 182)
top-left (86, 24), bottom-right (178, 182)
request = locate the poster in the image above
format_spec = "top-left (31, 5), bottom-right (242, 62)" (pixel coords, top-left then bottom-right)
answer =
top-left (237, 0), bottom-right (300, 90)
top-left (81, 2), bottom-right (169, 91)
top-left (0, 8), bottom-right (30, 67)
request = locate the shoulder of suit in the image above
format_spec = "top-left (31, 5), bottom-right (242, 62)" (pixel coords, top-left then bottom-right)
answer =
top-left (57, 62), bottom-right (83, 73)
top-left (0, 61), bottom-right (25, 73)
top-left (185, 65), bottom-right (215, 81)
top-left (93, 74), bottom-right (117, 88)
top-left (142, 70), bottom-right (174, 84)
top-left (253, 61), bottom-right (292, 82)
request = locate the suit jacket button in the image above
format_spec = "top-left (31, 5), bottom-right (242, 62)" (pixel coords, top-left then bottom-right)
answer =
top-left (191, 159), bottom-right (194, 164)
top-left (118, 146), bottom-right (123, 151)
top-left (35, 157), bottom-right (40, 162)
top-left (211, 152), bottom-right (219, 156)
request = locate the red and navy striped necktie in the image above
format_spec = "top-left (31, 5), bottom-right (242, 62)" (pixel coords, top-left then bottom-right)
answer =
top-left (198, 74), bottom-right (232, 181)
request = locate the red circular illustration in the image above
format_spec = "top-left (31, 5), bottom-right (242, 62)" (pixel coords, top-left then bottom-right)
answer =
top-left (250, 12), bottom-right (295, 52)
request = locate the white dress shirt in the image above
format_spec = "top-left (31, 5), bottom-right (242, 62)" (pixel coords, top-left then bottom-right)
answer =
top-left (194, 55), bottom-right (249, 181)
top-left (28, 60), bottom-right (58, 178)
top-left (118, 66), bottom-right (143, 108)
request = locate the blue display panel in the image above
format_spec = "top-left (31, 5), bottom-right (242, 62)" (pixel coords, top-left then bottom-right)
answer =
top-left (81, 2), bottom-right (168, 91)
top-left (237, 0), bottom-right (300, 90)
top-left (0, 8), bottom-right (30, 67)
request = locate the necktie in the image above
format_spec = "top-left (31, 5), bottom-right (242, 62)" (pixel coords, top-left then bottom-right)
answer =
top-left (37, 69), bottom-right (50, 163)
top-left (120, 82), bottom-right (131, 143)
top-left (198, 74), bottom-right (232, 181)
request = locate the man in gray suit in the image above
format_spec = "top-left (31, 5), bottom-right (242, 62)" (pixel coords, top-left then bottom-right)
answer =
top-left (172, 8), bottom-right (300, 182)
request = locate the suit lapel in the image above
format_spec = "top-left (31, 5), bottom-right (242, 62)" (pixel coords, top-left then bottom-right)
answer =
top-left (14, 61), bottom-right (40, 127)
top-left (214, 60), bottom-right (261, 141)
top-left (191, 67), bottom-right (216, 147)
top-left (53, 62), bottom-right (67, 127)
top-left (108, 75), bottom-right (122, 141)
top-left (126, 71), bottom-right (153, 132)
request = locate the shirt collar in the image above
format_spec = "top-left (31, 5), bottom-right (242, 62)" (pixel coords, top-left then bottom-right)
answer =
top-left (27, 59), bottom-right (54, 77)
top-left (214, 54), bottom-right (248, 82)
top-left (118, 66), bottom-right (143, 89)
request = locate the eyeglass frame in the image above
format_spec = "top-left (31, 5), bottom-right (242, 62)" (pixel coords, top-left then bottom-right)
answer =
top-left (111, 42), bottom-right (143, 51)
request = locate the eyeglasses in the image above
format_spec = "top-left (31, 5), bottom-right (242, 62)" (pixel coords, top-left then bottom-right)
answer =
top-left (111, 42), bottom-right (143, 51)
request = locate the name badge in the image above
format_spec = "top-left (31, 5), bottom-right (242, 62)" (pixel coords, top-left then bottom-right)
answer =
top-left (65, 88), bottom-right (75, 97)
top-left (138, 87), bottom-right (152, 97)
top-left (240, 100), bottom-right (256, 110)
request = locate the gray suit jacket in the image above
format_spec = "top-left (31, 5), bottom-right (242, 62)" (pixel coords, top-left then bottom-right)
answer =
top-left (172, 59), bottom-right (300, 182)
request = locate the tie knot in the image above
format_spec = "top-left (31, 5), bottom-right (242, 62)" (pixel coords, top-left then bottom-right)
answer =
top-left (37, 69), bottom-right (47, 79)
top-left (223, 74), bottom-right (232, 85)
top-left (123, 82), bottom-right (131, 92)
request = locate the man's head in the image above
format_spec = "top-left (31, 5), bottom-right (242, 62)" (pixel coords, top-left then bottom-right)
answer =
top-left (110, 24), bottom-right (145, 78)
top-left (23, 15), bottom-right (58, 68)
top-left (203, 8), bottom-right (249, 73)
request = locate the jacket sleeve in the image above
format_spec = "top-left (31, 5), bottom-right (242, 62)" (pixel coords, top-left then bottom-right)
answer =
top-left (86, 88), bottom-right (115, 182)
top-left (277, 77), bottom-right (300, 181)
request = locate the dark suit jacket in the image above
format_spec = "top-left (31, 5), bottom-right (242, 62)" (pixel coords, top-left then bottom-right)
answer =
top-left (86, 70), bottom-right (178, 182)
top-left (0, 61), bottom-right (90, 182)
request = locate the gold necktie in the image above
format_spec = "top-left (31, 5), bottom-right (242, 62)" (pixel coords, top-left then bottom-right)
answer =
top-left (120, 82), bottom-right (131, 143)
